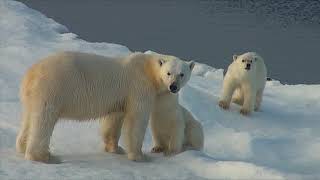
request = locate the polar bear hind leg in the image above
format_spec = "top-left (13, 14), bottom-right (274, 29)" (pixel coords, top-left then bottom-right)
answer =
top-left (25, 105), bottom-right (58, 163)
top-left (16, 109), bottom-right (31, 154)
top-left (183, 108), bottom-right (204, 151)
top-left (185, 120), bottom-right (204, 151)
top-left (100, 112), bottom-right (125, 154)
top-left (255, 89), bottom-right (263, 111)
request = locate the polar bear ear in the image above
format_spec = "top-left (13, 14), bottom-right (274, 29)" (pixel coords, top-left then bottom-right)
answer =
top-left (189, 61), bottom-right (195, 71)
top-left (233, 55), bottom-right (238, 61)
top-left (158, 58), bottom-right (165, 66)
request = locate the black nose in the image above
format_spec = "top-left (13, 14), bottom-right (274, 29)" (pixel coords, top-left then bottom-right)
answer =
top-left (169, 84), bottom-right (178, 93)
top-left (245, 63), bottom-right (251, 70)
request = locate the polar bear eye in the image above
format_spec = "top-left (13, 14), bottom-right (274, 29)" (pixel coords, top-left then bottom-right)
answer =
top-left (242, 60), bottom-right (245, 63)
top-left (167, 72), bottom-right (171, 76)
top-left (180, 73), bottom-right (184, 77)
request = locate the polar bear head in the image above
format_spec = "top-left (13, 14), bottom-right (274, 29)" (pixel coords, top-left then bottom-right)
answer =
top-left (145, 51), bottom-right (194, 94)
top-left (159, 58), bottom-right (195, 93)
top-left (233, 52), bottom-right (260, 72)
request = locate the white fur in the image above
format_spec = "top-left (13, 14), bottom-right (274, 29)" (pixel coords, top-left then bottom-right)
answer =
top-left (145, 51), bottom-right (194, 93)
top-left (100, 52), bottom-right (202, 156)
top-left (147, 52), bottom-right (203, 154)
top-left (219, 52), bottom-right (267, 115)
top-left (150, 93), bottom-right (204, 155)
top-left (16, 51), bottom-right (172, 162)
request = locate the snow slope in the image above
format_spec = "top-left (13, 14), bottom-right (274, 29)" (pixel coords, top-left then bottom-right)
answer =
top-left (1, 0), bottom-right (319, 179)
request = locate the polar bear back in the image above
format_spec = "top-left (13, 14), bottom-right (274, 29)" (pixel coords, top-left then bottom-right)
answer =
top-left (20, 51), bottom-right (149, 120)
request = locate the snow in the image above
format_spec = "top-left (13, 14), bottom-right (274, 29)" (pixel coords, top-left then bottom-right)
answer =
top-left (0, 0), bottom-right (319, 179)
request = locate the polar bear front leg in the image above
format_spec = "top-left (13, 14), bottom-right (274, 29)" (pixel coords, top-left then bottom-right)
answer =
top-left (219, 76), bottom-right (237, 110)
top-left (240, 85), bottom-right (255, 115)
top-left (100, 112), bottom-right (125, 154)
top-left (122, 96), bottom-right (153, 162)
top-left (150, 118), bottom-right (165, 153)
top-left (231, 88), bottom-right (244, 106)
top-left (150, 136), bottom-right (165, 153)
top-left (165, 121), bottom-right (184, 156)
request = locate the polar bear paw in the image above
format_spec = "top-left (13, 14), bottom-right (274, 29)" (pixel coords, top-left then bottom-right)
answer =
top-left (151, 146), bottom-right (164, 153)
top-left (164, 149), bottom-right (180, 156)
top-left (105, 145), bottom-right (125, 154)
top-left (127, 152), bottom-right (149, 162)
top-left (25, 151), bottom-right (50, 163)
top-left (164, 146), bottom-right (182, 156)
top-left (218, 100), bottom-right (230, 110)
top-left (240, 108), bottom-right (251, 116)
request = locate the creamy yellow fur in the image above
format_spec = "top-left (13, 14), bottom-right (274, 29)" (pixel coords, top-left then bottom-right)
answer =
top-left (150, 93), bottom-right (204, 155)
top-left (100, 52), bottom-right (202, 156)
top-left (16, 51), bottom-right (167, 162)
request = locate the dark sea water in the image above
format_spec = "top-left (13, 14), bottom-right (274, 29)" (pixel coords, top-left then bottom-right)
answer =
top-left (20, 0), bottom-right (320, 84)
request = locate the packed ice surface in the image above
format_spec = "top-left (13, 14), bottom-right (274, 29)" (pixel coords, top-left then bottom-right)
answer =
top-left (1, 0), bottom-right (320, 179)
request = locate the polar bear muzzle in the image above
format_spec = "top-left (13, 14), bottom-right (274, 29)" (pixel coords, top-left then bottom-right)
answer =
top-left (245, 63), bottom-right (251, 70)
top-left (242, 59), bottom-right (253, 71)
top-left (169, 82), bottom-right (179, 93)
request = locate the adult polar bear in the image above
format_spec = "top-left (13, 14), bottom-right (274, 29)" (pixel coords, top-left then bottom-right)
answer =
top-left (16, 51), bottom-right (193, 163)
top-left (219, 52), bottom-right (267, 115)
top-left (100, 52), bottom-right (203, 156)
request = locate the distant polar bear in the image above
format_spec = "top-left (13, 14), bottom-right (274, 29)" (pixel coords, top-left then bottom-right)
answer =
top-left (146, 52), bottom-right (204, 155)
top-left (100, 51), bottom-right (203, 156)
top-left (219, 52), bottom-right (267, 115)
top-left (16, 51), bottom-right (184, 163)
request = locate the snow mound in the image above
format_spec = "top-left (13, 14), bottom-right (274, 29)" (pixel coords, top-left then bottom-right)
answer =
top-left (1, 0), bottom-right (320, 179)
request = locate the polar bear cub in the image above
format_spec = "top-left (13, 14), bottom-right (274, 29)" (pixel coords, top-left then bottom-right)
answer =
top-left (16, 51), bottom-right (180, 163)
top-left (150, 93), bottom-right (204, 155)
top-left (219, 52), bottom-right (267, 115)
top-left (146, 52), bottom-right (204, 155)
